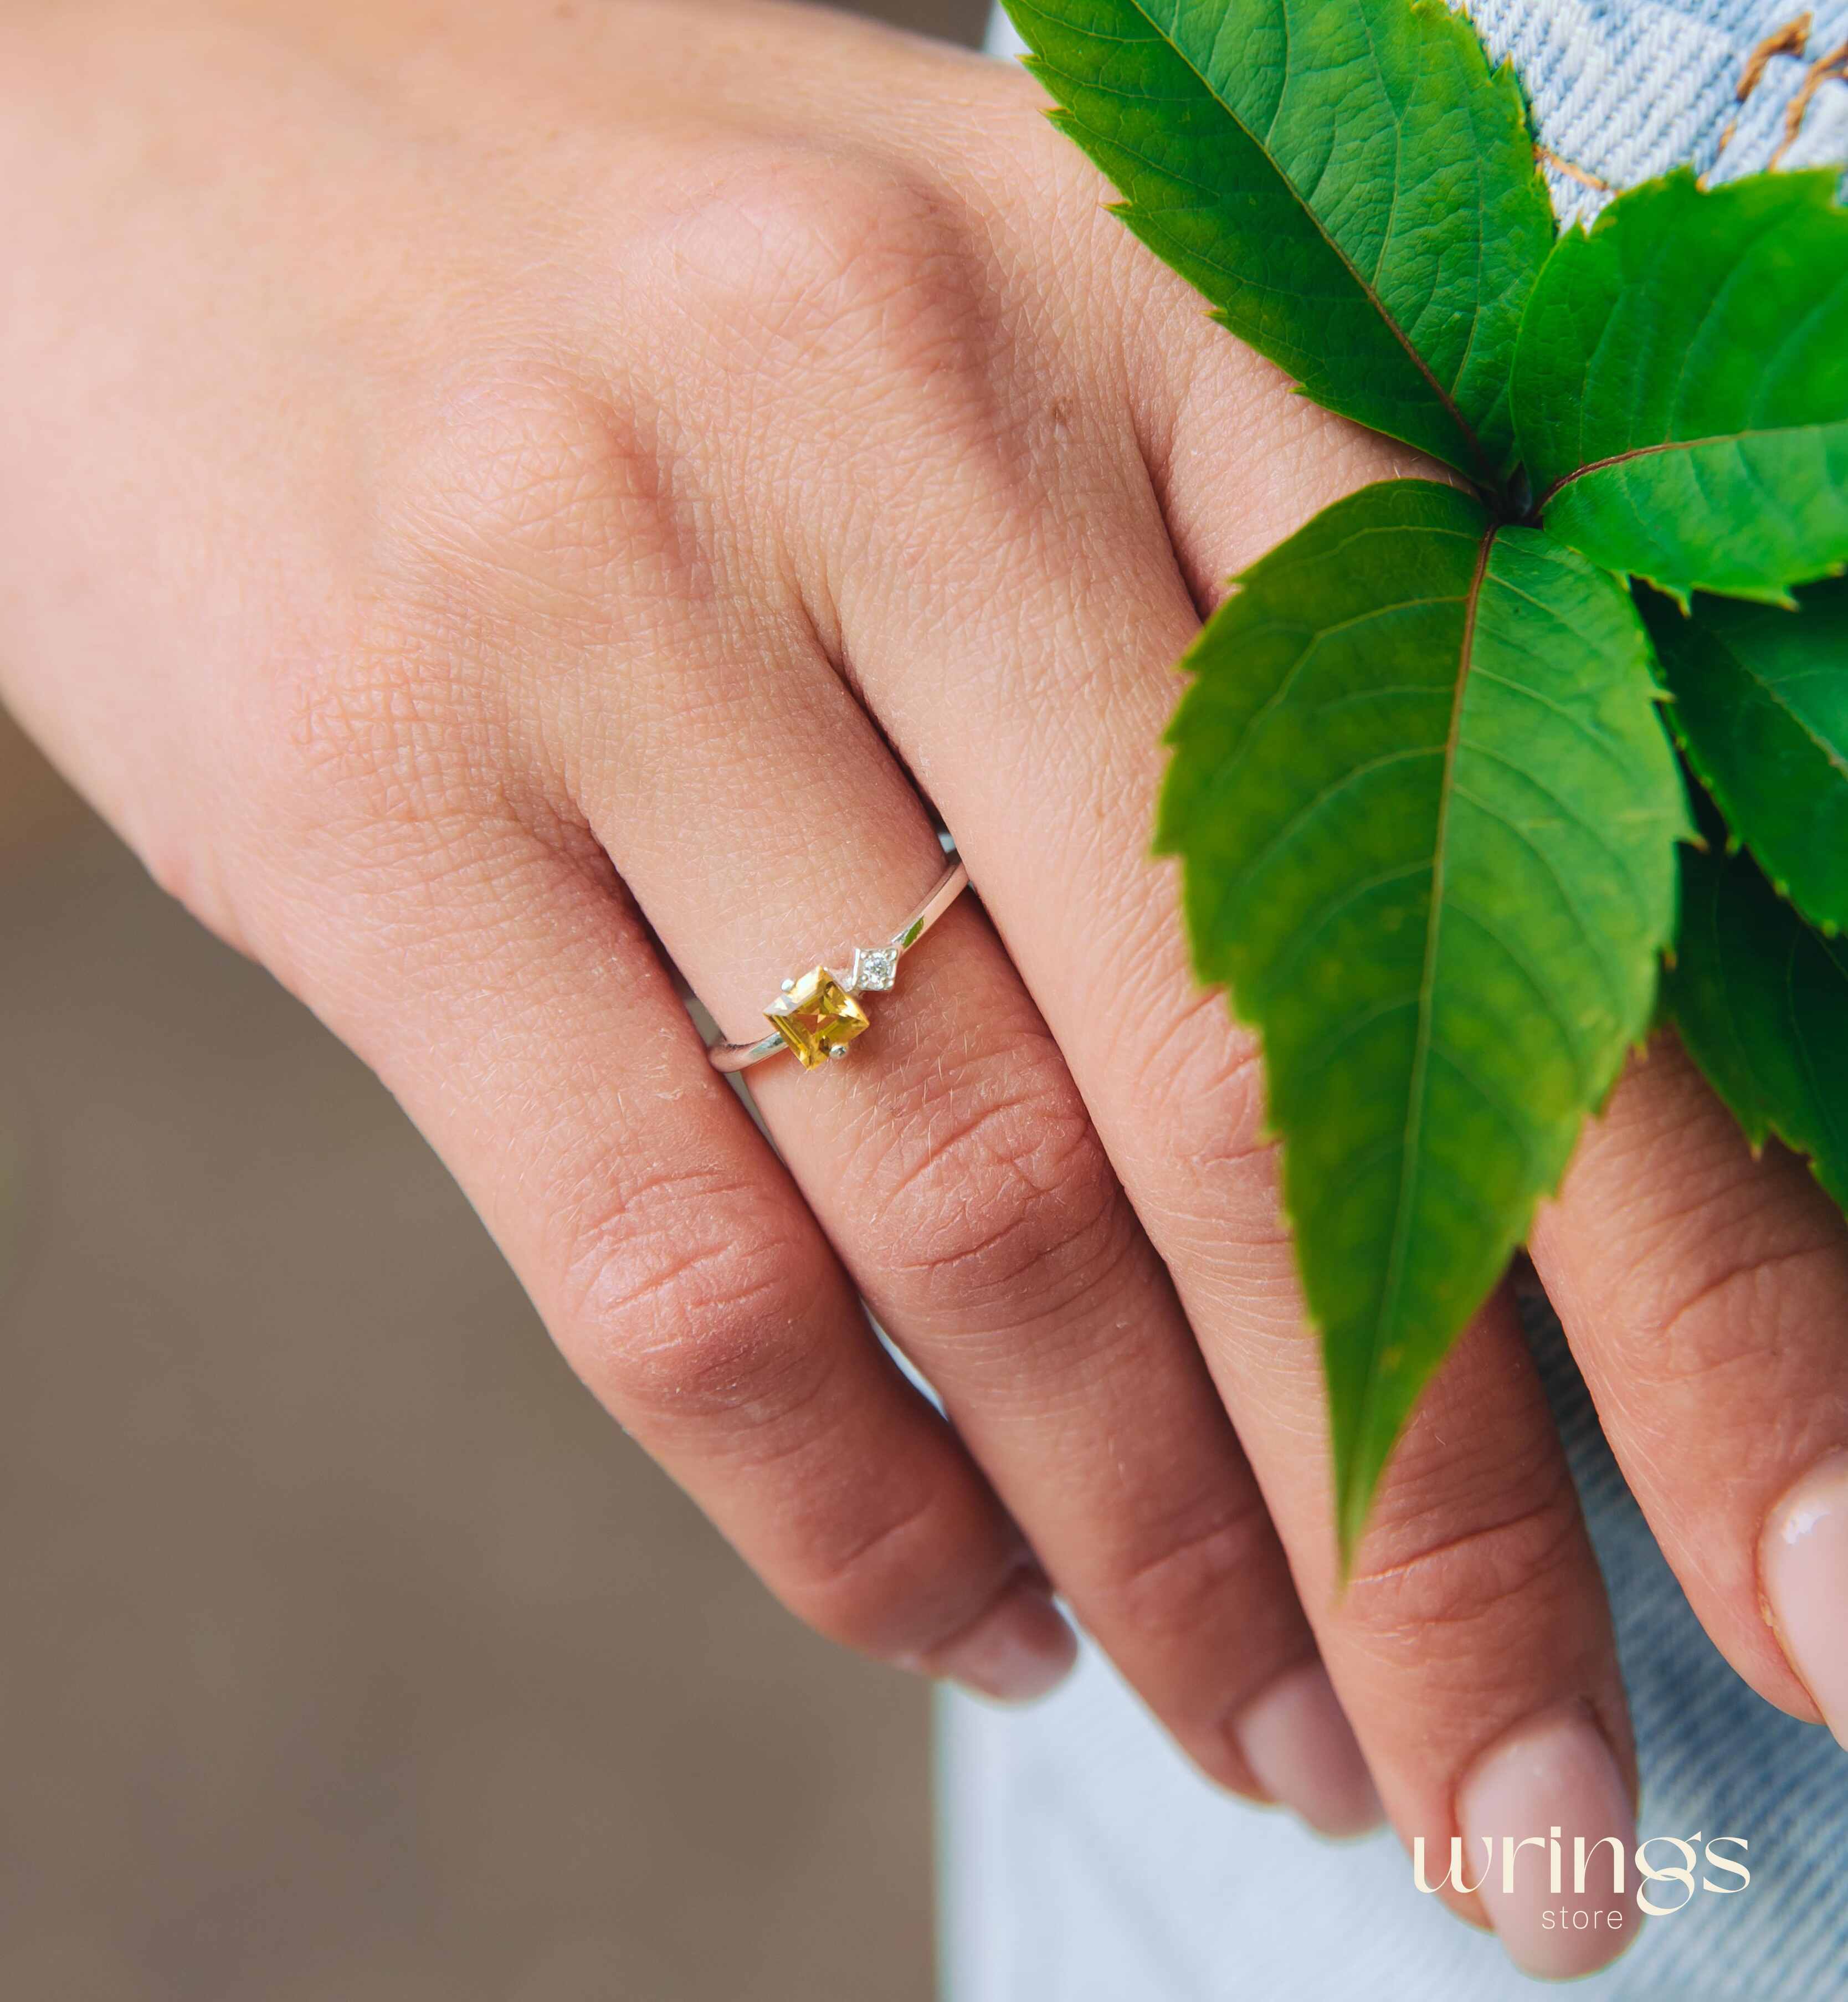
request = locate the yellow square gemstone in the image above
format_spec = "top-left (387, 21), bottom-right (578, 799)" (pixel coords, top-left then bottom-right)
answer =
top-left (766, 966), bottom-right (870, 1070)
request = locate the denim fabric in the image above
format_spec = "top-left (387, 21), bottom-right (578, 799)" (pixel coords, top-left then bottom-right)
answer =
top-left (987, 2), bottom-right (1848, 224)
top-left (1457, 0), bottom-right (1848, 223)
top-left (944, 8), bottom-right (1848, 1996)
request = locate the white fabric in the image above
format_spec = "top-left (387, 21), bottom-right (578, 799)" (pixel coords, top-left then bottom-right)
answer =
top-left (941, 1656), bottom-right (1523, 2001)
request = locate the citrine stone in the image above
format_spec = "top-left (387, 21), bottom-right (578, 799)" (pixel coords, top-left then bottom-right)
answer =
top-left (766, 967), bottom-right (870, 1070)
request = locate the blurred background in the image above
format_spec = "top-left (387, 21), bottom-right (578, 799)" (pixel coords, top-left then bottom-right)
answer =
top-left (0, 2), bottom-right (993, 1995)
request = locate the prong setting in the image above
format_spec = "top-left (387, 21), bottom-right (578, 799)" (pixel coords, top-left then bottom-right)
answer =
top-left (705, 856), bottom-right (966, 1078)
top-left (761, 965), bottom-right (871, 1070)
top-left (848, 944), bottom-right (900, 993)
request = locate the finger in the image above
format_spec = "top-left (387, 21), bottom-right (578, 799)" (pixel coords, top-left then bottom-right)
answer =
top-left (240, 746), bottom-right (1076, 1705)
top-left (558, 547), bottom-right (1375, 1829)
top-left (874, 553), bottom-right (1636, 1964)
top-left (1529, 1033), bottom-right (1848, 1736)
top-left (786, 111), bottom-right (1640, 1970)
top-left (345, 223), bottom-right (1373, 1831)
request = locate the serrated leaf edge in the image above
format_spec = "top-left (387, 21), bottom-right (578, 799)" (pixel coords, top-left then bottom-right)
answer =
top-left (1010, 0), bottom-right (1544, 485)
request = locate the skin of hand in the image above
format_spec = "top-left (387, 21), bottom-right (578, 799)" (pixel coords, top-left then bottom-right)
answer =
top-left (6, 0), bottom-right (1848, 1975)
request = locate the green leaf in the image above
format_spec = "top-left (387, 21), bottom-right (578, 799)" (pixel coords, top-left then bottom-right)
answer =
top-left (1157, 480), bottom-right (1687, 1551)
top-left (1515, 169), bottom-right (1848, 603)
top-left (1004, 0), bottom-right (1554, 479)
top-left (1641, 578), bottom-right (1848, 935)
top-left (1665, 788), bottom-right (1848, 1212)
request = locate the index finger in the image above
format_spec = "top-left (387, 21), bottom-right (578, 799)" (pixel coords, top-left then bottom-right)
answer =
top-left (1530, 1034), bottom-right (1848, 1732)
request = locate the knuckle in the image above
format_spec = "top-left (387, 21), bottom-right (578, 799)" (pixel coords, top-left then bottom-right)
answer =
top-left (385, 361), bottom-right (677, 607)
top-left (1654, 1247), bottom-right (1841, 1393)
top-left (1627, 1199), bottom-right (1846, 1404)
top-left (562, 1163), bottom-right (829, 1433)
top-left (1122, 984), bottom-right (1282, 1251)
top-left (782, 1483), bottom-right (971, 1658)
top-left (263, 396), bottom-right (627, 870)
top-left (1343, 1449), bottom-right (1586, 1665)
top-left (647, 142), bottom-right (997, 427)
top-left (1099, 1491), bottom-right (1286, 1652)
top-left (850, 1022), bottom-right (1132, 1324)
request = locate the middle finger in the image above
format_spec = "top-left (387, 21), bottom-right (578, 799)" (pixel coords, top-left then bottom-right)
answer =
top-left (807, 140), bottom-right (1640, 1973)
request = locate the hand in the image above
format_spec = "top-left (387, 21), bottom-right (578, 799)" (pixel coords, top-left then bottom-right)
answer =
top-left (6, 0), bottom-right (1844, 1976)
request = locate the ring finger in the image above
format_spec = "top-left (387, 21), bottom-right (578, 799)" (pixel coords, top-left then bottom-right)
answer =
top-left (564, 582), bottom-right (1380, 1834)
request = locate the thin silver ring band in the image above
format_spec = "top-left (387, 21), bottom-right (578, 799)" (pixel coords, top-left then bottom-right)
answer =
top-left (707, 856), bottom-right (970, 1075)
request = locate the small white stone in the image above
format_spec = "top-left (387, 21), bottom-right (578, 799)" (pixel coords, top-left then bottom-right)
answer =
top-left (780, 977), bottom-right (795, 993)
top-left (852, 946), bottom-right (899, 993)
top-left (828, 1043), bottom-right (850, 1060)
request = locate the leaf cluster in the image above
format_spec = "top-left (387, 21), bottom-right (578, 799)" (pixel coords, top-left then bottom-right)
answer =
top-left (1006, 0), bottom-right (1848, 1552)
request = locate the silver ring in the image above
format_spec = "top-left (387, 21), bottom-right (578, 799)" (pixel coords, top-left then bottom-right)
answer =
top-left (707, 855), bottom-right (970, 1075)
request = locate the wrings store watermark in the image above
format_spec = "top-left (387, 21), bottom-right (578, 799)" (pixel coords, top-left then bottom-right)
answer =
top-left (1415, 1831), bottom-right (1751, 1934)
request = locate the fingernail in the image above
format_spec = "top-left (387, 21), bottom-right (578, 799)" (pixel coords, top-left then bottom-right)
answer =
top-left (1233, 1661), bottom-right (1383, 1839)
top-left (1761, 1448), bottom-right (1848, 1744)
top-left (930, 1576), bottom-right (1078, 1705)
top-left (1457, 1711), bottom-right (1637, 1979)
